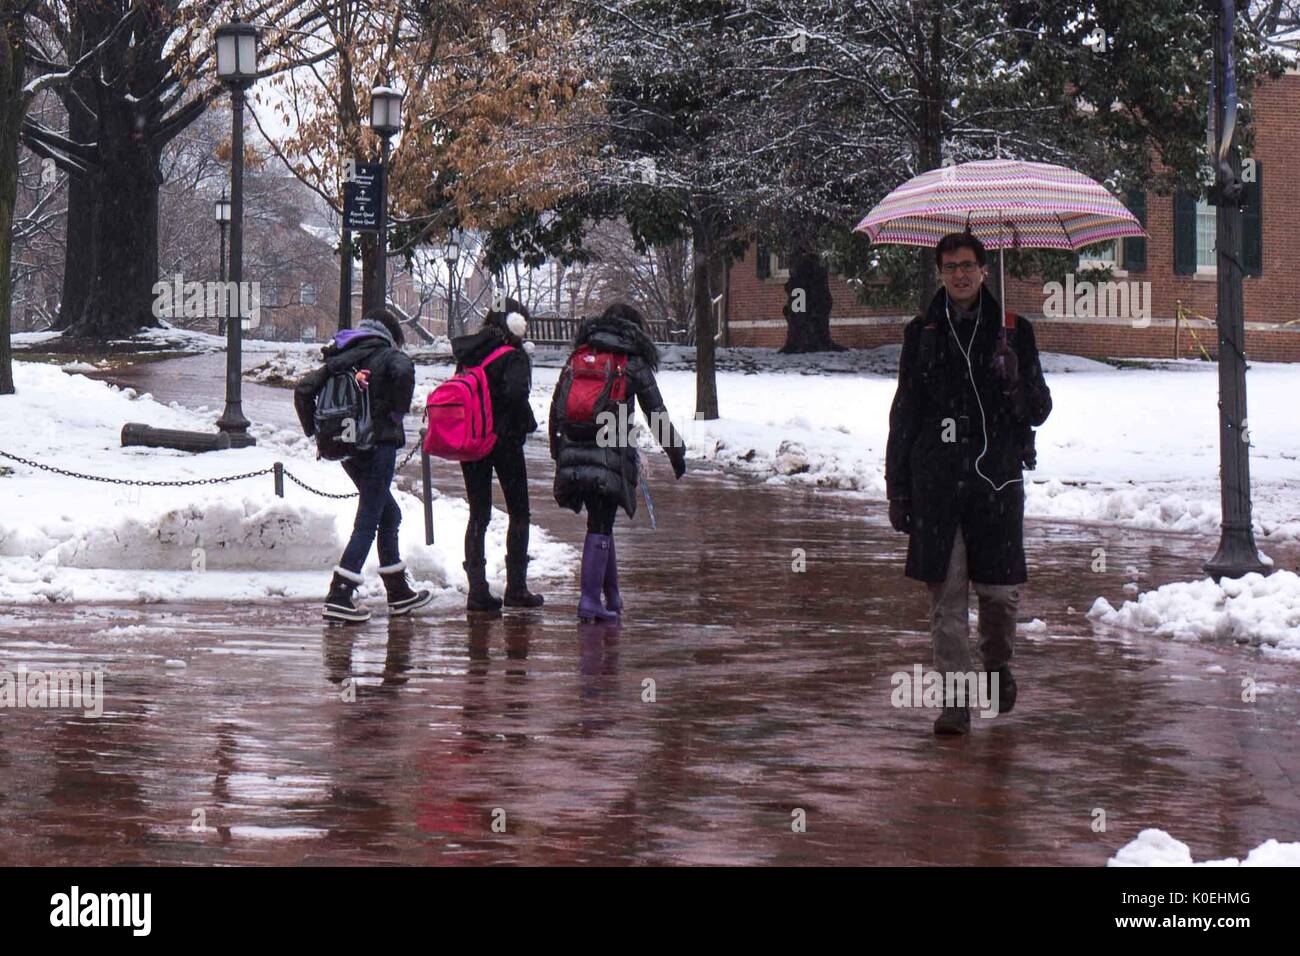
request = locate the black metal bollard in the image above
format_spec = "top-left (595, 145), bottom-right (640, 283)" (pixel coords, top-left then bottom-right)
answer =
top-left (273, 462), bottom-right (284, 498)
top-left (420, 429), bottom-right (434, 546)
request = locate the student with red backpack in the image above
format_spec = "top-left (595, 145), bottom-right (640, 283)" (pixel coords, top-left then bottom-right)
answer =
top-left (445, 299), bottom-right (544, 611)
top-left (549, 303), bottom-right (687, 622)
top-left (294, 308), bottom-right (433, 623)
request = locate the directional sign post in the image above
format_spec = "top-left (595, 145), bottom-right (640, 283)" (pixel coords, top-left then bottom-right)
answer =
top-left (343, 162), bottom-right (385, 233)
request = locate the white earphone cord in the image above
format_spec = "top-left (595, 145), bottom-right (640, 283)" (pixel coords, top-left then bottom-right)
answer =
top-left (943, 289), bottom-right (1022, 493)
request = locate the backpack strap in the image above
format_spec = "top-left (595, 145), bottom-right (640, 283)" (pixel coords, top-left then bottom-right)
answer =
top-left (477, 344), bottom-right (515, 369)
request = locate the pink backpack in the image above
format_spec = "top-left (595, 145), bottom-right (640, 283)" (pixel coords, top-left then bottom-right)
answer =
top-left (423, 345), bottom-right (515, 462)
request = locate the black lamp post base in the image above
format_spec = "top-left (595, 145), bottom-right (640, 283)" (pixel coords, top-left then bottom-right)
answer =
top-left (217, 410), bottom-right (256, 448)
top-left (1204, 526), bottom-right (1271, 582)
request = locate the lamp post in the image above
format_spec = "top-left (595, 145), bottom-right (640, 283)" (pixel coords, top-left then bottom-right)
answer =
top-left (1204, 0), bottom-right (1267, 579)
top-left (215, 191), bottom-right (231, 336)
top-left (214, 21), bottom-right (258, 447)
top-left (444, 228), bottom-right (460, 338)
top-left (369, 83), bottom-right (403, 306)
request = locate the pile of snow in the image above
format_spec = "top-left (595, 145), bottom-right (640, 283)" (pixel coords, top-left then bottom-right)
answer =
top-left (1088, 570), bottom-right (1300, 657)
top-left (0, 362), bottom-right (571, 605)
top-left (1109, 828), bottom-right (1300, 866)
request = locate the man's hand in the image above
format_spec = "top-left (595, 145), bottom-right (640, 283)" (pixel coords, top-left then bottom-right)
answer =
top-left (888, 497), bottom-right (912, 534)
top-left (993, 335), bottom-right (1019, 391)
top-left (354, 369), bottom-right (371, 390)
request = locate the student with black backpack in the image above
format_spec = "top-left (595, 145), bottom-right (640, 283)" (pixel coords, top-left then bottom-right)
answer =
top-left (449, 298), bottom-right (544, 612)
top-left (549, 303), bottom-right (687, 622)
top-left (294, 307), bottom-right (433, 623)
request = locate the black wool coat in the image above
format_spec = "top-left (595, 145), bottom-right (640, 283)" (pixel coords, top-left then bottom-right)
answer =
top-left (450, 325), bottom-right (538, 445)
top-left (549, 316), bottom-right (686, 518)
top-left (885, 286), bottom-right (1052, 584)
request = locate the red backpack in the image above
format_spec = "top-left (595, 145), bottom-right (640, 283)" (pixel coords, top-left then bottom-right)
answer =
top-left (553, 344), bottom-right (629, 438)
top-left (422, 344), bottom-right (514, 461)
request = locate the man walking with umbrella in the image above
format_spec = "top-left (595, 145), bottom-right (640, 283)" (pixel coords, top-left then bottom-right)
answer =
top-left (886, 232), bottom-right (1052, 735)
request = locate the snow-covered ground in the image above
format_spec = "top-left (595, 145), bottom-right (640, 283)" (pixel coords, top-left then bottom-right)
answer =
top-left (0, 361), bottom-right (571, 606)
top-left (244, 339), bottom-right (1300, 544)
top-left (1109, 828), bottom-right (1300, 866)
top-left (280, 341), bottom-right (1300, 543)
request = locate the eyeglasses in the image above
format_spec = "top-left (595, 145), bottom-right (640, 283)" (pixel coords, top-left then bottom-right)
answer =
top-left (940, 262), bottom-right (980, 275)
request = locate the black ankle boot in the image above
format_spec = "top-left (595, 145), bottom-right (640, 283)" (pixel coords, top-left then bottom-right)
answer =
top-left (463, 560), bottom-right (502, 612)
top-left (379, 561), bottom-right (433, 616)
top-left (503, 556), bottom-right (544, 608)
top-left (324, 567), bottom-right (370, 623)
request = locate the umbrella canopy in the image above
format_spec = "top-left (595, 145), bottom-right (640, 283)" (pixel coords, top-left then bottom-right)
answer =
top-left (853, 158), bottom-right (1146, 251)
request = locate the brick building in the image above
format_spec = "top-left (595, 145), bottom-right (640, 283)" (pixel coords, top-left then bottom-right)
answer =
top-left (724, 71), bottom-right (1300, 362)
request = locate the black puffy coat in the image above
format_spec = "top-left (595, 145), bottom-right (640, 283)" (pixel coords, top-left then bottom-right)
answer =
top-left (549, 315), bottom-right (686, 517)
top-left (885, 285), bottom-right (1052, 584)
top-left (450, 325), bottom-right (538, 445)
top-left (294, 324), bottom-right (416, 447)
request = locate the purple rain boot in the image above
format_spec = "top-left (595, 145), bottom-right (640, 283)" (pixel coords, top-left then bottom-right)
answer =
top-left (578, 533), bottom-right (620, 623)
top-left (603, 534), bottom-right (623, 615)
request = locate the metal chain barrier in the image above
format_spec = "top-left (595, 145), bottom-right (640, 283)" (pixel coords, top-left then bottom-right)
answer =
top-left (1, 440), bottom-right (425, 501)
top-left (0, 449), bottom-right (272, 487)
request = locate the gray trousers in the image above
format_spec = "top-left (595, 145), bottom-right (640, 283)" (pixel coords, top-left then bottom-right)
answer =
top-left (926, 529), bottom-right (1019, 677)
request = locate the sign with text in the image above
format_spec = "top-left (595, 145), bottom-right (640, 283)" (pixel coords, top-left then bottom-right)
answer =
top-left (343, 162), bottom-right (385, 232)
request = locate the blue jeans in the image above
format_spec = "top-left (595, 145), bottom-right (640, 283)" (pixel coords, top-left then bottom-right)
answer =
top-left (339, 443), bottom-right (401, 574)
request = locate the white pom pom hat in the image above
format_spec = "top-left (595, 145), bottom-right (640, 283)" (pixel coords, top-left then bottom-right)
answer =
top-left (506, 311), bottom-right (527, 337)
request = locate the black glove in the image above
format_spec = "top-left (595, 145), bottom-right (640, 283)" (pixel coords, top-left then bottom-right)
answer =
top-left (888, 497), bottom-right (912, 534)
top-left (671, 451), bottom-right (687, 480)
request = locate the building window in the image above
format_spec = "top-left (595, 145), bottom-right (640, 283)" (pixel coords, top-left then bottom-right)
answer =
top-left (300, 282), bottom-right (317, 305)
top-left (1196, 199), bottom-right (1216, 270)
top-left (1079, 240), bottom-right (1120, 270)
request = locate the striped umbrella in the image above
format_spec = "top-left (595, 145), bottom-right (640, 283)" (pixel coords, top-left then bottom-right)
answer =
top-left (853, 158), bottom-right (1146, 330)
top-left (853, 158), bottom-right (1146, 250)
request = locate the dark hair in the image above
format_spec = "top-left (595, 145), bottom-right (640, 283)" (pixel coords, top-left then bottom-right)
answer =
top-left (934, 232), bottom-right (987, 269)
top-left (599, 302), bottom-right (647, 330)
top-left (365, 306), bottom-right (405, 346)
top-left (483, 297), bottom-right (530, 339)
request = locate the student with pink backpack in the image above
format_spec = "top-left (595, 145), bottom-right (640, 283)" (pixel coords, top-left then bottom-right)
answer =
top-left (436, 299), bottom-right (544, 611)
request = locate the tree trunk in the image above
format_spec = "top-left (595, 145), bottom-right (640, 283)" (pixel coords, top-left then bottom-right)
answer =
top-left (0, 8), bottom-right (25, 394)
top-left (691, 226), bottom-right (719, 420)
top-left (779, 251), bottom-right (844, 353)
top-left (54, 80), bottom-right (97, 331)
top-left (69, 101), bottom-right (162, 339)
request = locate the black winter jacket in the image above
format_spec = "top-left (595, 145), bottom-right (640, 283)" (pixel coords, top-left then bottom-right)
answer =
top-left (450, 325), bottom-right (538, 444)
top-left (885, 285), bottom-right (1052, 584)
top-left (294, 324), bottom-right (416, 448)
top-left (549, 315), bottom-right (686, 517)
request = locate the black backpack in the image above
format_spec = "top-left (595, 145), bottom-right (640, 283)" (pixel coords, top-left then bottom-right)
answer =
top-left (312, 367), bottom-right (376, 460)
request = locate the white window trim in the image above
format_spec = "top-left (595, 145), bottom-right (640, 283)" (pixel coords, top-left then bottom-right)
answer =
top-left (768, 252), bottom-right (790, 282)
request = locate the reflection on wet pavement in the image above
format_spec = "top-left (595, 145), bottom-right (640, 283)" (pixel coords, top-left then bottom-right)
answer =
top-left (0, 354), bottom-right (1294, 865)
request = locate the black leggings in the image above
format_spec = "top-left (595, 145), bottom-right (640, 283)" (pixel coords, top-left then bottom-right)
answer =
top-left (461, 440), bottom-right (530, 565)
top-left (584, 494), bottom-right (618, 535)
